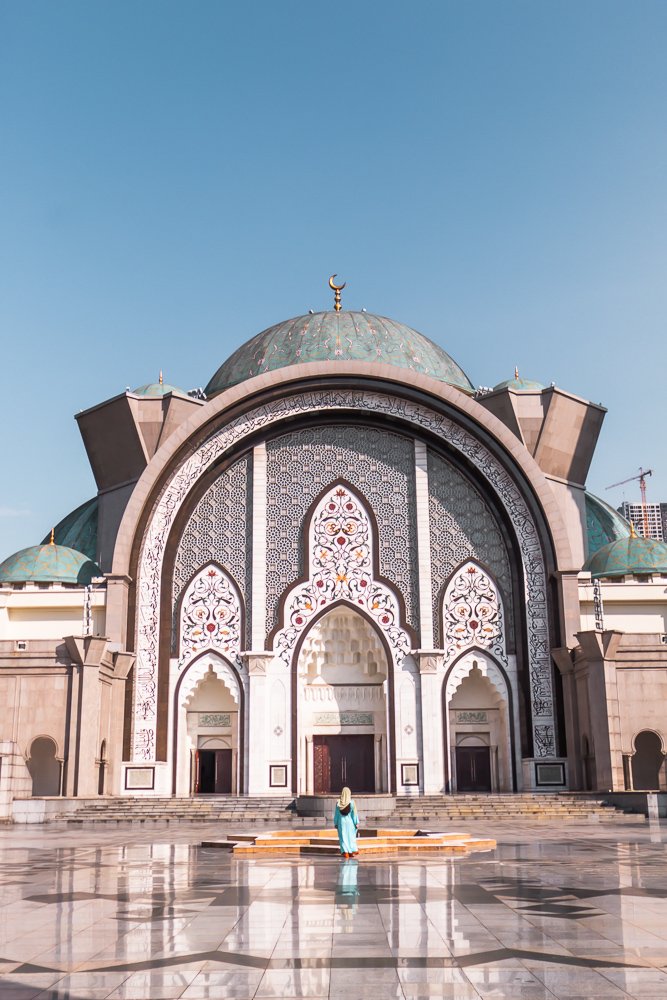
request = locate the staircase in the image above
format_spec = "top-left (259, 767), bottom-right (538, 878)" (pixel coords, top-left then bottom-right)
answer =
top-left (65, 796), bottom-right (325, 826)
top-left (365, 793), bottom-right (642, 825)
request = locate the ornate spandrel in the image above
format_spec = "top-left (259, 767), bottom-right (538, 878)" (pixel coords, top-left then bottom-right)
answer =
top-left (442, 562), bottom-right (506, 664)
top-left (273, 485), bottom-right (411, 667)
top-left (179, 564), bottom-right (242, 669)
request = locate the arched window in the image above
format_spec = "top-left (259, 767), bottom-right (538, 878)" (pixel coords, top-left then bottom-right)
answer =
top-left (27, 737), bottom-right (60, 797)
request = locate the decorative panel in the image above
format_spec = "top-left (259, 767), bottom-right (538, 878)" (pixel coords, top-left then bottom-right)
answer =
top-left (442, 561), bottom-right (506, 664)
top-left (172, 455), bottom-right (251, 652)
top-left (265, 426), bottom-right (418, 636)
top-left (133, 389), bottom-right (555, 763)
top-left (272, 484), bottom-right (412, 667)
top-left (428, 451), bottom-right (512, 648)
top-left (179, 563), bottom-right (243, 670)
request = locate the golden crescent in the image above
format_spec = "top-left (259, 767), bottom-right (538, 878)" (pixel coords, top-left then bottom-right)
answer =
top-left (329, 274), bottom-right (346, 292)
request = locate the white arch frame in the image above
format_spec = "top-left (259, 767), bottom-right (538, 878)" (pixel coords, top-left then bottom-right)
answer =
top-left (444, 650), bottom-right (515, 792)
top-left (175, 651), bottom-right (245, 796)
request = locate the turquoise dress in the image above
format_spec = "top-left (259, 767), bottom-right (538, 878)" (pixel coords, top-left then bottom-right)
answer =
top-left (334, 802), bottom-right (359, 854)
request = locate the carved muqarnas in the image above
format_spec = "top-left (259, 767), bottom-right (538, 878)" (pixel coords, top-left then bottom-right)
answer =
top-left (179, 564), bottom-right (242, 669)
top-left (273, 485), bottom-right (411, 665)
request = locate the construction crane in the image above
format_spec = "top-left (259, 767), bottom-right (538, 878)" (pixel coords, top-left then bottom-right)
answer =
top-left (606, 468), bottom-right (653, 538)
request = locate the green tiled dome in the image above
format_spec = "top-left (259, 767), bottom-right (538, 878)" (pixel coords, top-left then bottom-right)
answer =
top-left (493, 376), bottom-right (546, 392)
top-left (133, 382), bottom-right (186, 397)
top-left (585, 493), bottom-right (632, 558)
top-left (41, 497), bottom-right (98, 562)
top-left (205, 311), bottom-right (474, 398)
top-left (0, 543), bottom-right (101, 585)
top-left (583, 534), bottom-right (667, 579)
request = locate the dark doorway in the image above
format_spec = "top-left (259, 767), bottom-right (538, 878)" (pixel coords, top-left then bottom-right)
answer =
top-left (27, 737), bottom-right (61, 796)
top-left (313, 735), bottom-right (375, 794)
top-left (632, 731), bottom-right (665, 791)
top-left (196, 749), bottom-right (233, 794)
top-left (455, 746), bottom-right (492, 792)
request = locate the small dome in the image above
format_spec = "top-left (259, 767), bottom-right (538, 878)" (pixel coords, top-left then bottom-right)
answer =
top-left (205, 311), bottom-right (474, 397)
top-left (585, 492), bottom-right (632, 558)
top-left (493, 376), bottom-right (546, 392)
top-left (583, 534), bottom-right (667, 579)
top-left (132, 382), bottom-right (186, 397)
top-left (0, 543), bottom-right (101, 585)
top-left (41, 497), bottom-right (98, 562)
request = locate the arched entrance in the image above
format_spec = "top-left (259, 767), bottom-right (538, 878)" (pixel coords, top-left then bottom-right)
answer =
top-left (27, 737), bottom-right (61, 797)
top-left (174, 652), bottom-right (244, 796)
top-left (297, 608), bottom-right (389, 796)
top-left (631, 731), bottom-right (665, 791)
top-left (444, 652), bottom-right (515, 793)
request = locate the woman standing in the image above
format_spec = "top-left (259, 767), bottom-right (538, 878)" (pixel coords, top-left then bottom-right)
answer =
top-left (333, 787), bottom-right (359, 858)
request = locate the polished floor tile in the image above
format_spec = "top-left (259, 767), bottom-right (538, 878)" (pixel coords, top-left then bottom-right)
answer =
top-left (0, 818), bottom-right (661, 998)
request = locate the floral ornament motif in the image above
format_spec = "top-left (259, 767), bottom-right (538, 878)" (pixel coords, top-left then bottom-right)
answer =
top-left (273, 486), bottom-right (411, 666)
top-left (442, 562), bottom-right (505, 663)
top-left (179, 564), bottom-right (242, 670)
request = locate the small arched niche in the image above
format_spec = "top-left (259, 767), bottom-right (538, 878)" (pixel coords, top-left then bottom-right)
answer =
top-left (631, 730), bottom-right (665, 791)
top-left (446, 656), bottom-right (512, 793)
top-left (176, 657), bottom-right (242, 796)
top-left (27, 737), bottom-right (60, 797)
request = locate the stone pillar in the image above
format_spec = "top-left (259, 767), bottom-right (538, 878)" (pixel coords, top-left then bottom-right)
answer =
top-left (413, 440), bottom-right (434, 649)
top-left (65, 636), bottom-right (108, 797)
top-left (551, 647), bottom-right (581, 790)
top-left (242, 652), bottom-right (273, 794)
top-left (576, 630), bottom-right (624, 792)
top-left (104, 575), bottom-right (132, 647)
top-left (413, 651), bottom-right (445, 794)
top-left (251, 442), bottom-right (267, 650)
top-left (553, 570), bottom-right (582, 651)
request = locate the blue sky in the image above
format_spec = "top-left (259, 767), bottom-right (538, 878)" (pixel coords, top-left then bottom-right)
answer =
top-left (1, 1), bottom-right (666, 557)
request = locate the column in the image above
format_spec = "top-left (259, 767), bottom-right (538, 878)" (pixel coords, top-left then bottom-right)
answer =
top-left (414, 440), bottom-right (434, 649)
top-left (414, 652), bottom-right (445, 794)
top-left (251, 441), bottom-right (267, 650)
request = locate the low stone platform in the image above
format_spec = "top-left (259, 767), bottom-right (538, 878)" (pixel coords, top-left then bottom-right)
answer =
top-left (202, 827), bottom-right (496, 856)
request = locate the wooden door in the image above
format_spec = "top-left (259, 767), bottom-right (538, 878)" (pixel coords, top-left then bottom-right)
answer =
top-left (313, 735), bottom-right (375, 794)
top-left (455, 746), bottom-right (492, 792)
top-left (343, 735), bottom-right (375, 793)
top-left (314, 737), bottom-right (331, 793)
top-left (214, 749), bottom-right (233, 794)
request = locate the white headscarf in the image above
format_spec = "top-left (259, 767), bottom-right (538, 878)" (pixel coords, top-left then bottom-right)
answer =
top-left (338, 787), bottom-right (352, 810)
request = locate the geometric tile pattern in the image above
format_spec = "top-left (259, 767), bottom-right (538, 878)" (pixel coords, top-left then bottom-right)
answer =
top-left (172, 455), bottom-right (251, 651)
top-left (428, 451), bottom-right (513, 649)
top-left (265, 426), bottom-right (419, 638)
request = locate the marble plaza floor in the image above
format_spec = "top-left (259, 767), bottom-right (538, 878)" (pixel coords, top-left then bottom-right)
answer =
top-left (0, 819), bottom-right (666, 999)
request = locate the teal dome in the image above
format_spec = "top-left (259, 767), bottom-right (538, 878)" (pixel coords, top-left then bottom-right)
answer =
top-left (0, 543), bottom-right (101, 585)
top-left (205, 311), bottom-right (474, 397)
top-left (493, 376), bottom-right (546, 392)
top-left (133, 382), bottom-right (186, 397)
top-left (585, 492), bottom-right (632, 558)
top-left (41, 497), bottom-right (98, 562)
top-left (584, 534), bottom-right (667, 579)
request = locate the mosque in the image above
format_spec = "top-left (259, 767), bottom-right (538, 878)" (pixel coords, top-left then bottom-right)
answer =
top-left (2, 283), bottom-right (667, 815)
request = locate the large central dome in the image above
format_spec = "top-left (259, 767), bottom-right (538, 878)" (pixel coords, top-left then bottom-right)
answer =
top-left (205, 311), bottom-right (474, 398)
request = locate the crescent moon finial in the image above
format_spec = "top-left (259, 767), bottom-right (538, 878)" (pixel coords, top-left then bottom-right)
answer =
top-left (329, 274), bottom-right (346, 311)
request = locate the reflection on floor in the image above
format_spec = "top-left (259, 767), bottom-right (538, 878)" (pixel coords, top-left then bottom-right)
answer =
top-left (0, 819), bottom-right (665, 998)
